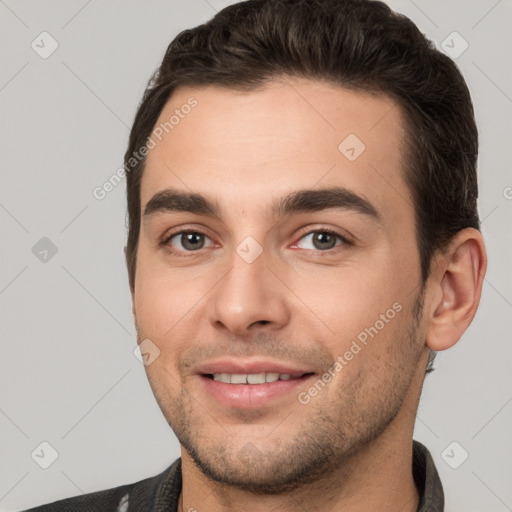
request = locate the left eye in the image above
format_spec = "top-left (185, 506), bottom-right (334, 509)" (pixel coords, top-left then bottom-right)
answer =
top-left (167, 231), bottom-right (215, 251)
top-left (295, 231), bottom-right (345, 251)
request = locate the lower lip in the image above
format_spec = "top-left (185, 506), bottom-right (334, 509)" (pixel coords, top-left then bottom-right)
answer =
top-left (197, 374), bottom-right (315, 409)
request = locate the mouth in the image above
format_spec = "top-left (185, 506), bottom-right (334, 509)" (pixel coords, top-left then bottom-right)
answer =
top-left (203, 371), bottom-right (313, 384)
top-left (197, 371), bottom-right (316, 409)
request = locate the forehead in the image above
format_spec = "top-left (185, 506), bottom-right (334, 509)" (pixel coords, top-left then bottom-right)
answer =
top-left (141, 78), bottom-right (412, 224)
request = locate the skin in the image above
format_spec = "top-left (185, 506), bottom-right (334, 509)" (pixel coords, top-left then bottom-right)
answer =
top-left (130, 77), bottom-right (487, 512)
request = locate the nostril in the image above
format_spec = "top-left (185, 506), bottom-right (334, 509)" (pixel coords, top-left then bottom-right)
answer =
top-left (252, 320), bottom-right (270, 327)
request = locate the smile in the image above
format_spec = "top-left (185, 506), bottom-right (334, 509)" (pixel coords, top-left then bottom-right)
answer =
top-left (208, 372), bottom-right (306, 384)
top-left (198, 372), bottom-right (315, 409)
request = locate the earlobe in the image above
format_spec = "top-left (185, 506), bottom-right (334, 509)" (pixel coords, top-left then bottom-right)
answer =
top-left (425, 228), bottom-right (487, 352)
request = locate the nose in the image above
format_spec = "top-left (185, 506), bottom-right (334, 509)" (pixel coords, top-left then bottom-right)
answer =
top-left (207, 246), bottom-right (291, 337)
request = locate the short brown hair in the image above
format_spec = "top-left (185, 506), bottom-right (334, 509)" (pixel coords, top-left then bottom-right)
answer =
top-left (124, 0), bottom-right (480, 294)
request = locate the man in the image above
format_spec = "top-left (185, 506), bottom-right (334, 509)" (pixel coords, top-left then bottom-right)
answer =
top-left (24, 0), bottom-right (486, 510)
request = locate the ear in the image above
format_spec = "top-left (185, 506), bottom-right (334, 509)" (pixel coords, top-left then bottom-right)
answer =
top-left (425, 228), bottom-right (487, 352)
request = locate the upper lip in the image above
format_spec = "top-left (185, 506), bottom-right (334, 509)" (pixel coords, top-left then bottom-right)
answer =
top-left (194, 358), bottom-right (315, 377)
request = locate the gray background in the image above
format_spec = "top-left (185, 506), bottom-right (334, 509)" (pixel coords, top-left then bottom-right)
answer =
top-left (0, 0), bottom-right (510, 511)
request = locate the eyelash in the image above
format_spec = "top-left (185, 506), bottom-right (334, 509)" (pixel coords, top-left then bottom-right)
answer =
top-left (161, 227), bottom-right (353, 257)
top-left (161, 228), bottom-right (212, 258)
top-left (292, 227), bottom-right (353, 254)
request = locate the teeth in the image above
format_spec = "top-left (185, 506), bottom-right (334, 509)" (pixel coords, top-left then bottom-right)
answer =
top-left (216, 373), bottom-right (232, 384)
top-left (265, 372), bottom-right (279, 383)
top-left (212, 372), bottom-right (295, 384)
top-left (247, 373), bottom-right (265, 384)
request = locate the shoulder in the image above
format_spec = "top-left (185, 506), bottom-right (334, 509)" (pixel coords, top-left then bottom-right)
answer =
top-left (21, 458), bottom-right (182, 512)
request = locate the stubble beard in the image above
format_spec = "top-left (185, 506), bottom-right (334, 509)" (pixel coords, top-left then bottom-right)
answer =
top-left (141, 294), bottom-right (425, 495)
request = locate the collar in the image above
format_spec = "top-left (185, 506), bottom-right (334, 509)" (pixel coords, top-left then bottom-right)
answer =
top-left (413, 440), bottom-right (445, 511)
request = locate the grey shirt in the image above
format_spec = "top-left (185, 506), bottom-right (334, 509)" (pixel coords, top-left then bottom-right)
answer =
top-left (23, 440), bottom-right (444, 511)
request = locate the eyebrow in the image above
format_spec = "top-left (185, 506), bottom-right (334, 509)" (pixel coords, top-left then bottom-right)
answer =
top-left (143, 186), bottom-right (380, 222)
top-left (144, 189), bottom-right (220, 219)
top-left (273, 187), bottom-right (380, 221)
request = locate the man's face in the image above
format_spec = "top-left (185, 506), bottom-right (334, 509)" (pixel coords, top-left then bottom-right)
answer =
top-left (133, 78), bottom-right (429, 492)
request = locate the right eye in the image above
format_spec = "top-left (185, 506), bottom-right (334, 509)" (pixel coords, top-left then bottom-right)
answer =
top-left (164, 231), bottom-right (216, 253)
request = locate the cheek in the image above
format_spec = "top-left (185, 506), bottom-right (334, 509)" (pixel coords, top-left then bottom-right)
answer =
top-left (290, 265), bottom-right (401, 330)
top-left (133, 247), bottom-right (216, 345)
top-left (286, 252), bottom-right (415, 367)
